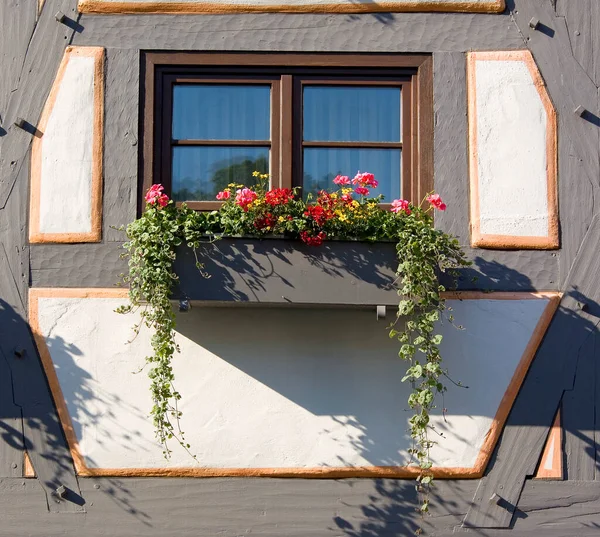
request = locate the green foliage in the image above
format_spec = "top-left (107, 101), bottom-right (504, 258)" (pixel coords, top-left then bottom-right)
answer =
top-left (119, 179), bottom-right (470, 520)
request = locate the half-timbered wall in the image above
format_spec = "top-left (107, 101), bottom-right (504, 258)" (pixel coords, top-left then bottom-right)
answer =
top-left (2, 1), bottom-right (600, 535)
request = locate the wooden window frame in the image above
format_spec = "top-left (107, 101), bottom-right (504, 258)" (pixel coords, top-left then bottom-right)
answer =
top-left (141, 52), bottom-right (433, 214)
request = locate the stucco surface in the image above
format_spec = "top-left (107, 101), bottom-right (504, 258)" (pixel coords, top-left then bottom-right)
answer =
top-left (36, 294), bottom-right (548, 471)
top-left (38, 56), bottom-right (96, 235)
top-left (474, 59), bottom-right (549, 237)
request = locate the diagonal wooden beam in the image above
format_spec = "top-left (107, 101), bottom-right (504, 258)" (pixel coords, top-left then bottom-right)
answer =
top-left (464, 214), bottom-right (600, 527)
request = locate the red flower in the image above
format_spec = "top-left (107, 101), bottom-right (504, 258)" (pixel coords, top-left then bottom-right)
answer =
top-left (352, 172), bottom-right (377, 188)
top-left (300, 231), bottom-right (327, 246)
top-left (145, 184), bottom-right (170, 208)
top-left (265, 188), bottom-right (294, 207)
top-left (427, 193), bottom-right (447, 211)
top-left (254, 212), bottom-right (276, 230)
top-left (304, 204), bottom-right (333, 226)
top-left (216, 190), bottom-right (231, 200)
top-left (354, 186), bottom-right (370, 196)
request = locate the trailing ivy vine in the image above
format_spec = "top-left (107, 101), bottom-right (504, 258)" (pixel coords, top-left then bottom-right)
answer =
top-left (118, 174), bottom-right (469, 516)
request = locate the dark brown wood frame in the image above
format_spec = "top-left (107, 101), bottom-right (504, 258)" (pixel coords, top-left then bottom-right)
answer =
top-left (141, 52), bottom-right (433, 213)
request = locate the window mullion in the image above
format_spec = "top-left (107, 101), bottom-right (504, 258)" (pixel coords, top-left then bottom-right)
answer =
top-left (280, 75), bottom-right (293, 190)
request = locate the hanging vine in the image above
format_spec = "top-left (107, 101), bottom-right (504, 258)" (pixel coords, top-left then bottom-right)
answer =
top-left (118, 173), bottom-right (469, 515)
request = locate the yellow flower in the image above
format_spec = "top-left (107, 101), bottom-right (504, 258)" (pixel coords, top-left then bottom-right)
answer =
top-left (252, 171), bottom-right (260, 177)
top-left (278, 216), bottom-right (285, 223)
top-left (342, 188), bottom-right (352, 195)
top-left (330, 193), bottom-right (338, 199)
top-left (352, 201), bottom-right (359, 208)
top-left (338, 214), bottom-right (348, 222)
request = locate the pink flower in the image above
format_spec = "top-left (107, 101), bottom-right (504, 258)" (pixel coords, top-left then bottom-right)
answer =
top-left (216, 190), bottom-right (231, 201)
top-left (352, 172), bottom-right (377, 188)
top-left (145, 184), bottom-right (169, 207)
top-left (391, 198), bottom-right (411, 215)
top-left (333, 175), bottom-right (351, 186)
top-left (354, 186), bottom-right (370, 196)
top-left (427, 193), bottom-right (447, 211)
top-left (235, 188), bottom-right (258, 211)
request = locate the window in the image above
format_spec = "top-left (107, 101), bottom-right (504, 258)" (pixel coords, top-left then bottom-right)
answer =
top-left (142, 53), bottom-right (433, 211)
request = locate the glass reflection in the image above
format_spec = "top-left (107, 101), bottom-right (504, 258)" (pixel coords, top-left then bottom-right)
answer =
top-left (303, 148), bottom-right (401, 201)
top-left (303, 86), bottom-right (401, 142)
top-left (172, 146), bottom-right (269, 201)
top-left (173, 85), bottom-right (270, 141)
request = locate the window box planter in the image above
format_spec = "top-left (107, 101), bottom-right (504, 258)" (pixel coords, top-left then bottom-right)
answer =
top-left (172, 238), bottom-right (400, 306)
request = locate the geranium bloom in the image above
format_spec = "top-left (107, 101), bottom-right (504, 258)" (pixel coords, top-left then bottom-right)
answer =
top-left (427, 193), bottom-right (447, 211)
top-left (145, 184), bottom-right (169, 208)
top-left (300, 230), bottom-right (327, 246)
top-left (254, 212), bottom-right (276, 230)
top-left (216, 190), bottom-right (231, 201)
top-left (351, 172), bottom-right (377, 188)
top-left (391, 198), bottom-right (411, 215)
top-left (235, 188), bottom-right (258, 211)
top-left (333, 175), bottom-right (351, 186)
top-left (304, 204), bottom-right (333, 226)
top-left (265, 188), bottom-right (294, 206)
top-left (354, 186), bottom-right (370, 196)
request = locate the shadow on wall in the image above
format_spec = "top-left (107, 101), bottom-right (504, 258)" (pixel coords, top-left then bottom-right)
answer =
top-left (331, 270), bottom-right (600, 535)
top-left (173, 239), bottom-right (399, 301)
top-left (0, 298), bottom-right (151, 524)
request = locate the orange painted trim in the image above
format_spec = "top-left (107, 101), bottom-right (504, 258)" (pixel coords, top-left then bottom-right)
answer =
top-left (78, 0), bottom-right (505, 14)
top-left (29, 46), bottom-right (104, 245)
top-left (535, 408), bottom-right (563, 479)
top-left (467, 50), bottom-right (558, 251)
top-left (470, 292), bottom-right (561, 476)
top-left (29, 287), bottom-right (559, 478)
top-left (23, 452), bottom-right (36, 478)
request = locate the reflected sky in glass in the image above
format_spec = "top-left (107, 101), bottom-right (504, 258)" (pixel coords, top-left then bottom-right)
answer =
top-left (303, 86), bottom-right (401, 142)
top-left (172, 146), bottom-right (269, 201)
top-left (173, 85), bottom-right (271, 141)
top-left (303, 148), bottom-right (401, 201)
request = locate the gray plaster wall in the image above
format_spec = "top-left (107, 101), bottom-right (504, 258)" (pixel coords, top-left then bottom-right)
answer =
top-left (30, 7), bottom-right (563, 292)
top-left (2, 0), bottom-right (600, 535)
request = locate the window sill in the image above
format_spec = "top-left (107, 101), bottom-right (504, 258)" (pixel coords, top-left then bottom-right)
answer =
top-left (172, 238), bottom-right (399, 306)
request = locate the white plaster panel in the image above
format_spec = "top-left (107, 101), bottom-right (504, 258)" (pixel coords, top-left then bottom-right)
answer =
top-left (39, 56), bottom-right (95, 234)
top-left (475, 60), bottom-right (549, 237)
top-left (36, 296), bottom-right (548, 470)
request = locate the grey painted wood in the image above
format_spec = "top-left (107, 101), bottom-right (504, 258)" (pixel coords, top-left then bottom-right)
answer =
top-left (73, 12), bottom-right (524, 52)
top-left (449, 482), bottom-right (600, 536)
top-left (464, 214), bottom-right (600, 528)
top-left (103, 48), bottom-right (139, 242)
top-left (0, 0), bottom-right (37, 125)
top-left (0, 0), bottom-right (83, 512)
top-left (509, 0), bottom-right (600, 286)
top-left (555, 0), bottom-right (597, 86)
top-left (3, 477), bottom-right (600, 536)
top-left (29, 239), bottom-right (560, 297)
top-left (0, 247), bottom-right (24, 478)
top-left (0, 236), bottom-right (82, 511)
top-left (0, 0), bottom-right (78, 208)
top-left (0, 477), bottom-right (478, 536)
top-left (562, 332), bottom-right (596, 480)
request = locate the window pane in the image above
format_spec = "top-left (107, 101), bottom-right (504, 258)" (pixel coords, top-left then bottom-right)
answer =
top-left (172, 146), bottom-right (269, 201)
top-left (303, 148), bottom-right (401, 201)
top-left (303, 86), bottom-right (401, 142)
top-left (173, 85), bottom-right (270, 141)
